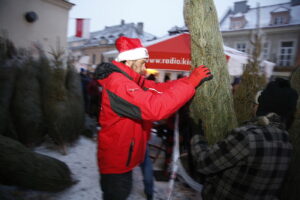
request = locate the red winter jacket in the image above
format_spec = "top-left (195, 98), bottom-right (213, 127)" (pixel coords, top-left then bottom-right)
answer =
top-left (96, 61), bottom-right (195, 174)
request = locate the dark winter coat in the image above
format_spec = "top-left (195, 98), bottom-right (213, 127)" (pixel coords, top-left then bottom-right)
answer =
top-left (191, 113), bottom-right (292, 200)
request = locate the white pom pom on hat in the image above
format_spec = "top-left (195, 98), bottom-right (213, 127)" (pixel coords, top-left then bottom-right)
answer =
top-left (115, 36), bottom-right (149, 62)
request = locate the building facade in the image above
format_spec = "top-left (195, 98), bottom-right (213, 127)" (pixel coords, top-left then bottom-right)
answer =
top-left (219, 0), bottom-right (300, 77)
top-left (68, 20), bottom-right (157, 71)
top-left (0, 0), bottom-right (74, 54)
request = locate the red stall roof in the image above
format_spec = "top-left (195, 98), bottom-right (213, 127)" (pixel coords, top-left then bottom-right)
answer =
top-left (146, 33), bottom-right (192, 71)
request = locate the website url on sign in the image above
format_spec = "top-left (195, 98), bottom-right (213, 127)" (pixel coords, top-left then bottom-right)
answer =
top-left (148, 57), bottom-right (191, 65)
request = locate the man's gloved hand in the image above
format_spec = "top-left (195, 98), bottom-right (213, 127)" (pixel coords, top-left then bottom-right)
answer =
top-left (188, 65), bottom-right (213, 88)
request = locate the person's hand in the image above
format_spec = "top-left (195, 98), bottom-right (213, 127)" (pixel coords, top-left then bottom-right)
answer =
top-left (188, 65), bottom-right (213, 88)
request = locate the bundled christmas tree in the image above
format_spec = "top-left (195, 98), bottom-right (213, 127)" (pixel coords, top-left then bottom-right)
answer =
top-left (0, 37), bottom-right (18, 140)
top-left (184, 0), bottom-right (237, 144)
top-left (0, 37), bottom-right (85, 192)
top-left (65, 61), bottom-right (85, 141)
top-left (41, 47), bottom-right (84, 154)
top-left (11, 55), bottom-right (45, 146)
top-left (233, 18), bottom-right (267, 125)
top-left (0, 37), bottom-right (85, 150)
top-left (233, 64), bottom-right (266, 124)
top-left (0, 134), bottom-right (75, 192)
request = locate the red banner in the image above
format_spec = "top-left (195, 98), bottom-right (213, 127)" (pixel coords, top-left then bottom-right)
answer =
top-left (75, 18), bottom-right (84, 37)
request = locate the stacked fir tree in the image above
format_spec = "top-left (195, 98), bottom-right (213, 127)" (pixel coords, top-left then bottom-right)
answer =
top-left (0, 37), bottom-right (86, 192)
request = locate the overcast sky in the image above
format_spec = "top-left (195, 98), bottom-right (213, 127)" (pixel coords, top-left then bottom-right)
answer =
top-left (67, 0), bottom-right (289, 37)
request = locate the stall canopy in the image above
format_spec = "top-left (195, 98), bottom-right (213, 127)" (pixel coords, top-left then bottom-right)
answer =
top-left (145, 33), bottom-right (275, 77)
top-left (146, 33), bottom-right (193, 71)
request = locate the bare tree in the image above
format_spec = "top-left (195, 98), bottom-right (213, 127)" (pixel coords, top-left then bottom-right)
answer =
top-left (184, 0), bottom-right (237, 144)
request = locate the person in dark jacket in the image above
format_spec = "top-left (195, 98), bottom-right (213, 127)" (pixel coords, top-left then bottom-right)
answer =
top-left (86, 72), bottom-right (101, 118)
top-left (190, 78), bottom-right (298, 200)
top-left (80, 68), bottom-right (91, 112)
top-left (95, 36), bottom-right (213, 200)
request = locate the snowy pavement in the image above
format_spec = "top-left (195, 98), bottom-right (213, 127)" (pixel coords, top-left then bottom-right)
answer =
top-left (0, 136), bottom-right (201, 200)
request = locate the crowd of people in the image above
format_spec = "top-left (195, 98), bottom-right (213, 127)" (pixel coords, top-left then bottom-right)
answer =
top-left (80, 68), bottom-right (102, 119)
top-left (78, 36), bottom-right (298, 200)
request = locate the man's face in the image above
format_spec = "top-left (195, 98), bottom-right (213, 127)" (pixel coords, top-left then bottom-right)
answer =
top-left (126, 59), bottom-right (148, 75)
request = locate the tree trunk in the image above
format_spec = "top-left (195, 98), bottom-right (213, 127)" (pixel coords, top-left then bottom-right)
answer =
top-left (184, 0), bottom-right (237, 144)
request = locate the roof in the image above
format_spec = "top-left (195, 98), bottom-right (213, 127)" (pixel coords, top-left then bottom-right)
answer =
top-left (220, 2), bottom-right (300, 31)
top-left (271, 6), bottom-right (290, 13)
top-left (68, 21), bottom-right (157, 48)
top-left (43, 0), bottom-right (74, 10)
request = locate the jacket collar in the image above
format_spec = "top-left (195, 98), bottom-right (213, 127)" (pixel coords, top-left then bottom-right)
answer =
top-left (112, 60), bottom-right (143, 84)
top-left (244, 113), bottom-right (285, 130)
top-left (95, 61), bottom-right (143, 85)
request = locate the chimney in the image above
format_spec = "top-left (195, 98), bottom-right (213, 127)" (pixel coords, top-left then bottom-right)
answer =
top-left (233, 1), bottom-right (250, 14)
top-left (136, 22), bottom-right (144, 35)
top-left (291, 0), bottom-right (300, 6)
top-left (121, 19), bottom-right (125, 25)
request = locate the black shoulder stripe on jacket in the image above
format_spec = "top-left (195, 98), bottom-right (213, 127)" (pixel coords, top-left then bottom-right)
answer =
top-left (107, 89), bottom-right (142, 120)
top-left (95, 62), bottom-right (132, 80)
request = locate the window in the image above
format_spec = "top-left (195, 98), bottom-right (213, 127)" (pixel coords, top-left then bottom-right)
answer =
top-left (274, 16), bottom-right (285, 25)
top-left (236, 42), bottom-right (247, 53)
top-left (229, 16), bottom-right (247, 30)
top-left (262, 42), bottom-right (269, 60)
top-left (92, 54), bottom-right (96, 64)
top-left (99, 39), bottom-right (108, 44)
top-left (278, 41), bottom-right (294, 66)
top-left (270, 7), bottom-right (290, 25)
top-left (231, 21), bottom-right (242, 29)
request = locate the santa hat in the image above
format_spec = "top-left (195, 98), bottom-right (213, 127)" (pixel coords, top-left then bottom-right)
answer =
top-left (115, 36), bottom-right (149, 62)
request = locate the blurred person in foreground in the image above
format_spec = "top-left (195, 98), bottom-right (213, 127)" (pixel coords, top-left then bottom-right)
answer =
top-left (190, 78), bottom-right (298, 200)
top-left (95, 36), bottom-right (213, 200)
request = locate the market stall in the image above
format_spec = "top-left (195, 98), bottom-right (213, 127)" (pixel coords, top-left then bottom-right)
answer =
top-left (102, 33), bottom-right (275, 82)
top-left (145, 33), bottom-right (274, 82)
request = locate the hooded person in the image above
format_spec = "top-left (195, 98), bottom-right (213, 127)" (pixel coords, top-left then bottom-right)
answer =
top-left (95, 36), bottom-right (213, 200)
top-left (256, 78), bottom-right (298, 129)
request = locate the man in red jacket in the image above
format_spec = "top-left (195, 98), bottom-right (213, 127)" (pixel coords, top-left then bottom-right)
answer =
top-left (95, 36), bottom-right (213, 200)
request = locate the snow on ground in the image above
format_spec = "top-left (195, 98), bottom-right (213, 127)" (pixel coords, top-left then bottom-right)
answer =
top-left (35, 136), bottom-right (101, 200)
top-left (0, 135), bottom-right (201, 200)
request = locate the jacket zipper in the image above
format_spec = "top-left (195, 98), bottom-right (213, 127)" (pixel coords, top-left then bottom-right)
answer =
top-left (126, 139), bottom-right (135, 166)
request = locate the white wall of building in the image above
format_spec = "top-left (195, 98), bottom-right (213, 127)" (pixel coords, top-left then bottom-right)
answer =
top-left (0, 0), bottom-right (73, 54)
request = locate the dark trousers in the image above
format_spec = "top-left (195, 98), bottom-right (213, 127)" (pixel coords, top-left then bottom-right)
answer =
top-left (100, 171), bottom-right (132, 200)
